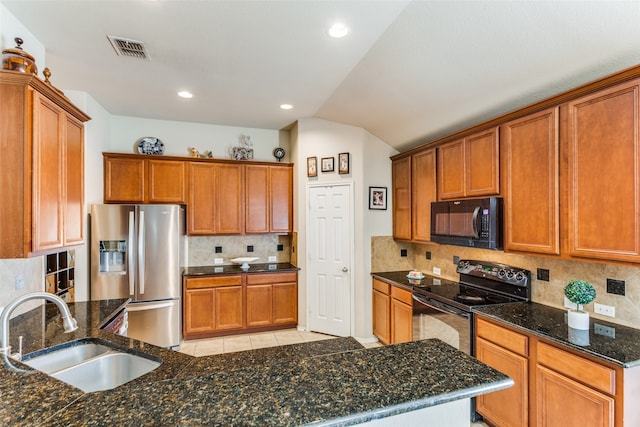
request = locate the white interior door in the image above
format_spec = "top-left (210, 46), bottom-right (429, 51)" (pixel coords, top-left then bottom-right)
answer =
top-left (307, 183), bottom-right (352, 337)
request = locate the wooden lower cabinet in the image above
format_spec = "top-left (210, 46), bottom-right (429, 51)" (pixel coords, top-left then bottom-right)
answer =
top-left (475, 315), bottom-right (639, 427)
top-left (184, 271), bottom-right (297, 339)
top-left (372, 278), bottom-right (412, 345)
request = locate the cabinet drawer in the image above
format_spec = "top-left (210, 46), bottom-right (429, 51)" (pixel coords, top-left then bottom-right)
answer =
top-left (536, 341), bottom-right (615, 395)
top-left (185, 275), bottom-right (243, 289)
top-left (373, 279), bottom-right (390, 295)
top-left (476, 317), bottom-right (528, 357)
top-left (246, 272), bottom-right (297, 285)
top-left (390, 285), bottom-right (412, 305)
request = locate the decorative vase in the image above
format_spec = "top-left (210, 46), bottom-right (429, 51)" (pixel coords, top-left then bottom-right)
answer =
top-left (568, 309), bottom-right (590, 330)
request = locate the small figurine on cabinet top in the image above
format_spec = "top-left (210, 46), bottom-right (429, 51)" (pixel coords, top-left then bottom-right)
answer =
top-left (230, 134), bottom-right (254, 160)
top-left (189, 147), bottom-right (213, 158)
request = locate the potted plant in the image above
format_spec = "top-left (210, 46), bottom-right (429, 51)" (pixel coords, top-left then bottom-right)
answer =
top-left (564, 279), bottom-right (596, 330)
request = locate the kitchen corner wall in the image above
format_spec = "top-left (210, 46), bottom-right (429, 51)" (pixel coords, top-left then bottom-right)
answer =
top-left (372, 236), bottom-right (640, 328)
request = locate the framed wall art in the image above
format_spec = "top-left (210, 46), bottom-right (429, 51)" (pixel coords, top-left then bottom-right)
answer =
top-left (369, 186), bottom-right (387, 210)
top-left (307, 157), bottom-right (318, 177)
top-left (321, 157), bottom-right (335, 172)
top-left (338, 152), bottom-right (350, 174)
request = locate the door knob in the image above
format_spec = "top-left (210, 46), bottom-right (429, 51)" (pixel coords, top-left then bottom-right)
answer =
top-left (342, 267), bottom-right (348, 272)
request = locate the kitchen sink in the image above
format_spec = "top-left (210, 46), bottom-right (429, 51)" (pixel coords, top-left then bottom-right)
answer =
top-left (22, 339), bottom-right (161, 392)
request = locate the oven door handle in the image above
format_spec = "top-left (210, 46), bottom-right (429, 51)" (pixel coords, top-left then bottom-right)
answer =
top-left (412, 293), bottom-right (470, 319)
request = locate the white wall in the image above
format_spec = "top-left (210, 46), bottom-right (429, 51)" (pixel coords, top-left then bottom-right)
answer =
top-left (293, 118), bottom-right (397, 341)
top-left (110, 116), bottom-right (286, 162)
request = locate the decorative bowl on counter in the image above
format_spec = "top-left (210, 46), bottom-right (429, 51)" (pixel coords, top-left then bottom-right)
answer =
top-left (230, 257), bottom-right (260, 270)
top-left (406, 270), bottom-right (425, 280)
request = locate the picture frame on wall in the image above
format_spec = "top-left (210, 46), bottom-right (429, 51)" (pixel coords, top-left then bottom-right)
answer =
top-left (321, 157), bottom-right (335, 172)
top-left (369, 186), bottom-right (387, 210)
top-left (338, 152), bottom-right (350, 174)
top-left (307, 156), bottom-right (318, 177)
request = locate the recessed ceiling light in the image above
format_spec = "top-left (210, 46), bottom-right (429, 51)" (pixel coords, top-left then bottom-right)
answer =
top-left (280, 104), bottom-right (293, 110)
top-left (327, 22), bottom-right (349, 38)
top-left (178, 91), bottom-right (193, 99)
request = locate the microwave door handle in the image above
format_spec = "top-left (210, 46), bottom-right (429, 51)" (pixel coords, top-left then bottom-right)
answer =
top-left (471, 206), bottom-right (481, 239)
top-left (127, 211), bottom-right (135, 296)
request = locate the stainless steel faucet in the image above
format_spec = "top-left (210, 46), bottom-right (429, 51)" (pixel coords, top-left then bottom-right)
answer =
top-left (0, 292), bottom-right (78, 357)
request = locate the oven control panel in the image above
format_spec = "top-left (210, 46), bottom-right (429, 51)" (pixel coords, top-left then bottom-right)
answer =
top-left (457, 260), bottom-right (530, 287)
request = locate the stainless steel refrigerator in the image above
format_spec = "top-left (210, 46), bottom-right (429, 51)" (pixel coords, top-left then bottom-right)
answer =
top-left (90, 204), bottom-right (185, 349)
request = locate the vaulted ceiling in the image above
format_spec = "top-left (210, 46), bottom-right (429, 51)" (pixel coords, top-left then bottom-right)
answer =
top-left (3, 0), bottom-right (640, 152)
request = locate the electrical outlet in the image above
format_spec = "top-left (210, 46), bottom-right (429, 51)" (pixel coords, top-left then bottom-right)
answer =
top-left (277, 244), bottom-right (284, 251)
top-left (214, 267), bottom-right (223, 273)
top-left (247, 245), bottom-right (254, 253)
top-left (268, 256), bottom-right (277, 262)
top-left (564, 296), bottom-right (577, 310)
top-left (453, 255), bottom-right (460, 264)
top-left (400, 249), bottom-right (407, 257)
top-left (215, 246), bottom-right (222, 254)
top-left (594, 323), bottom-right (616, 338)
top-left (536, 268), bottom-right (549, 282)
top-left (15, 274), bottom-right (24, 290)
top-left (214, 258), bottom-right (223, 265)
top-left (268, 264), bottom-right (277, 270)
top-left (606, 278), bottom-right (626, 296)
top-left (594, 303), bottom-right (615, 317)
top-left (425, 251), bottom-right (431, 260)
top-left (433, 267), bottom-right (441, 276)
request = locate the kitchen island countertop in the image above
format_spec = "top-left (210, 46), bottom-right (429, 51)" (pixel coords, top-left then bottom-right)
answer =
top-left (1, 299), bottom-right (511, 426)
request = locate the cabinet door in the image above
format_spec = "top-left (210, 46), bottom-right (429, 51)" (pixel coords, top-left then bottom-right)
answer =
top-left (246, 284), bottom-right (272, 326)
top-left (465, 127), bottom-right (500, 197)
top-left (411, 149), bottom-right (436, 242)
top-left (32, 92), bottom-right (64, 252)
top-left (536, 365), bottom-right (614, 427)
top-left (437, 139), bottom-right (465, 200)
top-left (215, 163), bottom-right (244, 234)
top-left (63, 115), bottom-right (84, 246)
top-left (273, 282), bottom-right (297, 324)
top-left (392, 157), bottom-right (412, 240)
top-left (568, 78), bottom-right (640, 263)
top-left (104, 156), bottom-right (146, 203)
top-left (148, 159), bottom-right (186, 203)
top-left (372, 289), bottom-right (390, 345)
top-left (503, 108), bottom-right (559, 255)
top-left (187, 162), bottom-right (216, 235)
top-left (184, 288), bottom-right (215, 336)
top-left (390, 298), bottom-right (412, 344)
top-left (245, 165), bottom-right (269, 233)
top-left (476, 337), bottom-right (528, 427)
top-left (215, 286), bottom-right (244, 330)
top-left (270, 165), bottom-right (293, 233)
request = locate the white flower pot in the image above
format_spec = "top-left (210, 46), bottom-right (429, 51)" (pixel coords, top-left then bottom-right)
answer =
top-left (568, 310), bottom-right (590, 330)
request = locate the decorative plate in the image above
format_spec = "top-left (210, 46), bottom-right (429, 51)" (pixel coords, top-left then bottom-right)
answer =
top-left (273, 147), bottom-right (286, 161)
top-left (137, 137), bottom-right (165, 155)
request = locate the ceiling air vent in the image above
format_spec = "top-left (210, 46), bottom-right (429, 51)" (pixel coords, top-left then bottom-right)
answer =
top-left (107, 36), bottom-right (150, 60)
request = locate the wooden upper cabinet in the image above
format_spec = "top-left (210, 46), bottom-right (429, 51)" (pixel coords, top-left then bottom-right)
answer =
top-left (0, 71), bottom-right (90, 258)
top-left (269, 165), bottom-right (293, 233)
top-left (103, 154), bottom-right (186, 204)
top-left (568, 78), bottom-right (640, 263)
top-left (215, 163), bottom-right (244, 234)
top-left (411, 149), bottom-right (436, 242)
top-left (438, 127), bottom-right (500, 200)
top-left (245, 164), bottom-right (293, 233)
top-left (104, 156), bottom-right (146, 203)
top-left (187, 162), bottom-right (216, 235)
top-left (147, 159), bottom-right (186, 203)
top-left (392, 156), bottom-right (412, 240)
top-left (503, 108), bottom-right (560, 255)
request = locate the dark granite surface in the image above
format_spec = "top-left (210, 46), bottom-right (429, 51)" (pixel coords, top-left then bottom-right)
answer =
top-left (0, 299), bottom-right (511, 426)
top-left (475, 302), bottom-right (640, 368)
top-left (183, 262), bottom-right (299, 276)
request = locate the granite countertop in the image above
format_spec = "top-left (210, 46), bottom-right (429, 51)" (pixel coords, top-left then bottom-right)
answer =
top-left (371, 271), bottom-right (456, 292)
top-left (0, 298), bottom-right (512, 426)
top-left (474, 302), bottom-right (640, 368)
top-left (373, 271), bottom-right (640, 369)
top-left (183, 262), bottom-right (299, 276)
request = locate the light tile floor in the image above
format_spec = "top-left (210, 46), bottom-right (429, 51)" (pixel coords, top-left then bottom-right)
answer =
top-left (179, 328), bottom-right (381, 357)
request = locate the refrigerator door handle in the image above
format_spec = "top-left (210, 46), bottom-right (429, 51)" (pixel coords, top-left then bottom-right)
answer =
top-left (128, 211), bottom-right (135, 296)
top-left (126, 300), bottom-right (176, 312)
top-left (138, 210), bottom-right (145, 295)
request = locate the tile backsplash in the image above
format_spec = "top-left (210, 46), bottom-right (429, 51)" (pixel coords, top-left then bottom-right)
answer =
top-left (188, 235), bottom-right (292, 266)
top-left (371, 236), bottom-right (640, 329)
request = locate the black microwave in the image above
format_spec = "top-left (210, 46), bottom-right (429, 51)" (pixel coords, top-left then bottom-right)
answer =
top-left (430, 197), bottom-right (503, 250)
